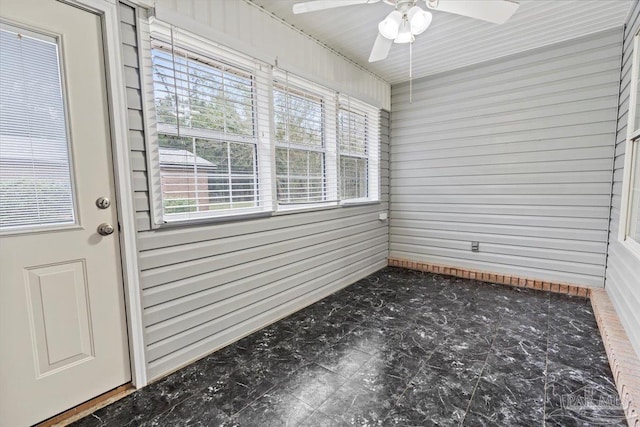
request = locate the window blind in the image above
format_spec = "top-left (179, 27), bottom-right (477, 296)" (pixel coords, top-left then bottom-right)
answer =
top-left (273, 71), bottom-right (337, 205)
top-left (338, 95), bottom-right (380, 202)
top-left (150, 26), bottom-right (272, 221)
top-left (628, 142), bottom-right (640, 242)
top-left (0, 25), bottom-right (75, 231)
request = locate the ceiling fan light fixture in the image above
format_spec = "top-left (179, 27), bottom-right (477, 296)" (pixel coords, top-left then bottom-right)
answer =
top-left (378, 10), bottom-right (402, 39)
top-left (407, 6), bottom-right (432, 35)
top-left (394, 19), bottom-right (415, 44)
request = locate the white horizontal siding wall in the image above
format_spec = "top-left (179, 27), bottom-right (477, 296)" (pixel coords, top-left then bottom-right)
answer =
top-left (390, 29), bottom-right (623, 288)
top-left (606, 0), bottom-right (640, 358)
top-left (153, 0), bottom-right (390, 110)
top-left (119, 2), bottom-right (390, 381)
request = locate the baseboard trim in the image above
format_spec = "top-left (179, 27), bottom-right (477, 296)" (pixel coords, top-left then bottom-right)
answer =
top-left (387, 257), bottom-right (591, 297)
top-left (590, 289), bottom-right (640, 427)
top-left (36, 383), bottom-right (135, 427)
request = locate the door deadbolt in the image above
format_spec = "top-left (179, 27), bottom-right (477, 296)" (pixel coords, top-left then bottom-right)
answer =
top-left (97, 223), bottom-right (115, 236)
top-left (96, 197), bottom-right (111, 209)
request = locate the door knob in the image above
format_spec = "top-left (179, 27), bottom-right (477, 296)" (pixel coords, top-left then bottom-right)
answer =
top-left (97, 223), bottom-right (115, 236)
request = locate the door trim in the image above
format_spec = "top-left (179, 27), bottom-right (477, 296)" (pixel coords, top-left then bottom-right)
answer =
top-left (59, 0), bottom-right (147, 388)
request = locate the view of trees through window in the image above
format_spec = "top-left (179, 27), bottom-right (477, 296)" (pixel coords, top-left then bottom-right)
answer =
top-left (153, 47), bottom-right (254, 135)
top-left (152, 45), bottom-right (258, 216)
top-left (274, 86), bottom-right (326, 203)
top-left (339, 107), bottom-right (368, 199)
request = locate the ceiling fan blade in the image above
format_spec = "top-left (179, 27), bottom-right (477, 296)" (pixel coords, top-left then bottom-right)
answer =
top-left (369, 33), bottom-right (393, 62)
top-left (293, 0), bottom-right (379, 15)
top-left (426, 0), bottom-right (519, 24)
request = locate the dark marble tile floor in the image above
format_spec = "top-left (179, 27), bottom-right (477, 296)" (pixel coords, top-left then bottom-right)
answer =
top-left (72, 267), bottom-right (626, 426)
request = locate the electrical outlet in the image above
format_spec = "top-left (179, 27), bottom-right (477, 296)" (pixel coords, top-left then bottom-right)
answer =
top-left (471, 241), bottom-right (480, 252)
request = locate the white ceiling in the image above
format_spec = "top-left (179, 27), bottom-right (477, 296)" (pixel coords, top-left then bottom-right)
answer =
top-left (250, 0), bottom-right (633, 84)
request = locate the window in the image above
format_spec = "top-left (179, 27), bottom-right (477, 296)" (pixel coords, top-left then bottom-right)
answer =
top-left (273, 72), bottom-right (337, 207)
top-left (338, 96), bottom-right (380, 202)
top-left (338, 96), bottom-right (380, 203)
top-left (339, 108), bottom-right (367, 199)
top-left (627, 141), bottom-right (640, 242)
top-left (623, 28), bottom-right (640, 249)
top-left (150, 26), bottom-right (272, 223)
top-left (146, 23), bottom-right (380, 226)
top-left (0, 24), bottom-right (75, 232)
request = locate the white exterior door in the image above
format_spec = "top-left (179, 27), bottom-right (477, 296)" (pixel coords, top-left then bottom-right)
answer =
top-left (0, 1), bottom-right (131, 425)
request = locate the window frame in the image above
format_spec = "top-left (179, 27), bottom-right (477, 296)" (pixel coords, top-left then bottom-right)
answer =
top-left (0, 22), bottom-right (80, 235)
top-left (272, 70), bottom-right (338, 212)
top-left (146, 22), bottom-right (274, 226)
top-left (620, 27), bottom-right (640, 257)
top-left (337, 95), bottom-right (380, 204)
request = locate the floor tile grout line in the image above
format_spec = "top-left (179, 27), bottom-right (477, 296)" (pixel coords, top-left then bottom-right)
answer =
top-left (137, 388), bottom-right (208, 425)
top-left (310, 319), bottom-right (431, 424)
top-left (384, 348), bottom-right (439, 422)
top-left (291, 362), bottom-right (352, 416)
top-left (542, 291), bottom-right (551, 427)
top-left (459, 313), bottom-right (504, 426)
top-left (229, 383), bottom-right (279, 419)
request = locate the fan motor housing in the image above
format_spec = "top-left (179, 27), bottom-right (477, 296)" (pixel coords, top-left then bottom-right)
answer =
top-left (383, 0), bottom-right (418, 8)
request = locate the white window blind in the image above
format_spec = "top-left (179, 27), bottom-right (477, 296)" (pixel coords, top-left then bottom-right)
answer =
top-left (628, 142), bottom-right (640, 242)
top-left (273, 71), bottom-right (337, 206)
top-left (0, 25), bottom-right (75, 231)
top-left (150, 25), bottom-right (272, 222)
top-left (338, 95), bottom-right (380, 202)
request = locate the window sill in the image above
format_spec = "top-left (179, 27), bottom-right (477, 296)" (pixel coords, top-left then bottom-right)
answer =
top-left (622, 238), bottom-right (640, 260)
top-left (154, 210), bottom-right (273, 228)
top-left (150, 200), bottom-right (383, 228)
top-left (272, 203), bottom-right (340, 216)
top-left (341, 199), bottom-right (381, 207)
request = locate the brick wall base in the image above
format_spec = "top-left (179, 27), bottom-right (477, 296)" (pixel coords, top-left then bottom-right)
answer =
top-left (387, 257), bottom-right (590, 297)
top-left (591, 289), bottom-right (640, 427)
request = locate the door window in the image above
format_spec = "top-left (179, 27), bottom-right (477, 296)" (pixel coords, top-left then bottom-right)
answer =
top-left (0, 24), bottom-right (75, 231)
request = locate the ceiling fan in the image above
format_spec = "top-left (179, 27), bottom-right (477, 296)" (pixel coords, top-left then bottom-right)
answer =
top-left (292, 0), bottom-right (520, 62)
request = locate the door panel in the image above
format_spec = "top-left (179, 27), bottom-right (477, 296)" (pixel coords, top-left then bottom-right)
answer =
top-left (0, 1), bottom-right (131, 425)
top-left (26, 260), bottom-right (94, 375)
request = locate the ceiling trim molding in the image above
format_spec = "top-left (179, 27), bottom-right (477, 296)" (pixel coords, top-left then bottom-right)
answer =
top-left (245, 0), bottom-right (389, 84)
